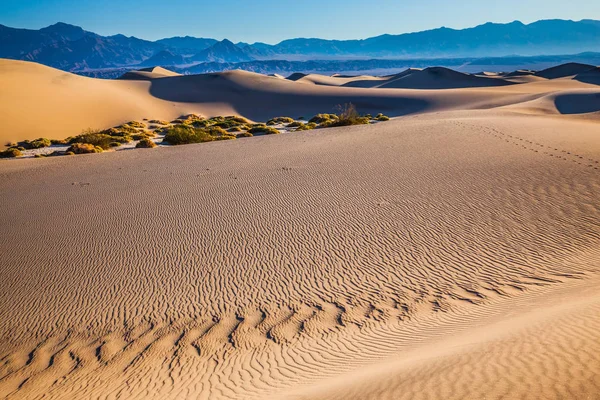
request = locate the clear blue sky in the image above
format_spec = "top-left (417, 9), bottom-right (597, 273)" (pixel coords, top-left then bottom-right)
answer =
top-left (1, 0), bottom-right (599, 43)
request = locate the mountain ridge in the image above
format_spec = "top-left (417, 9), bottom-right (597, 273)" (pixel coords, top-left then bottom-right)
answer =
top-left (1, 19), bottom-right (600, 71)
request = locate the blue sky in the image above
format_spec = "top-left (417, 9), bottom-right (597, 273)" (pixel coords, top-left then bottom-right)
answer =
top-left (1, 0), bottom-right (599, 43)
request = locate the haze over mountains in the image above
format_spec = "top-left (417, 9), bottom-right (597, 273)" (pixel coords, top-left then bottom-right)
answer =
top-left (1, 19), bottom-right (600, 72)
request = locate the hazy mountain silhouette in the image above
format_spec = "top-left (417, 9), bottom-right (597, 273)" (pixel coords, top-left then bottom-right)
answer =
top-left (1, 19), bottom-right (600, 71)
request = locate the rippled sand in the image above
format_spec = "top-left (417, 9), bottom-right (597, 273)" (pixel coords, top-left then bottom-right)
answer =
top-left (1, 59), bottom-right (600, 399)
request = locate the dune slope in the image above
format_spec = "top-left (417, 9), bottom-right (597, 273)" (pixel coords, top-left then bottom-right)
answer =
top-left (1, 109), bottom-right (599, 398)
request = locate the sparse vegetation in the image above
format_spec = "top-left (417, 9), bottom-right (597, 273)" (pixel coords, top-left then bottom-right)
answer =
top-left (320, 103), bottom-right (370, 128)
top-left (267, 117), bottom-right (294, 125)
top-left (136, 138), bottom-right (157, 148)
top-left (309, 114), bottom-right (338, 124)
top-left (70, 130), bottom-right (128, 150)
top-left (13, 110), bottom-right (389, 160)
top-left (0, 148), bottom-right (23, 158)
top-left (162, 125), bottom-right (236, 145)
top-left (66, 143), bottom-right (103, 154)
top-left (295, 122), bottom-right (317, 131)
top-left (374, 113), bottom-right (390, 121)
top-left (247, 126), bottom-right (280, 135)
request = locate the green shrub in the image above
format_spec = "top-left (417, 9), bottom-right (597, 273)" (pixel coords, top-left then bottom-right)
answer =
top-left (0, 148), bottom-right (22, 158)
top-left (30, 138), bottom-right (51, 149)
top-left (286, 121), bottom-right (304, 128)
top-left (247, 126), bottom-right (280, 135)
top-left (309, 114), bottom-right (338, 124)
top-left (50, 138), bottom-right (68, 145)
top-left (136, 138), bottom-right (157, 148)
top-left (66, 143), bottom-right (103, 154)
top-left (224, 116), bottom-right (250, 124)
top-left (295, 122), bottom-right (317, 131)
top-left (375, 113), bottom-right (390, 121)
top-left (162, 125), bottom-right (235, 145)
top-left (267, 117), bottom-right (294, 125)
top-left (70, 131), bottom-right (116, 150)
top-left (320, 104), bottom-right (370, 128)
top-left (148, 119), bottom-right (169, 125)
top-left (236, 132), bottom-right (253, 138)
top-left (124, 121), bottom-right (146, 129)
top-left (228, 126), bottom-right (243, 132)
top-left (109, 142), bottom-right (122, 148)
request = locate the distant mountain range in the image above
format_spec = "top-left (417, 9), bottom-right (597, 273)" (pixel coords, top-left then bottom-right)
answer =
top-left (1, 19), bottom-right (600, 71)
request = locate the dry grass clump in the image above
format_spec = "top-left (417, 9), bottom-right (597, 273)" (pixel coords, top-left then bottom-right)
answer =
top-left (8, 138), bottom-right (51, 150)
top-left (148, 119), bottom-right (169, 125)
top-left (236, 132), bottom-right (253, 138)
top-left (162, 125), bottom-right (236, 145)
top-left (295, 122), bottom-right (317, 131)
top-left (247, 126), bottom-right (280, 135)
top-left (70, 130), bottom-right (130, 150)
top-left (124, 121), bottom-right (146, 129)
top-left (374, 113), bottom-right (390, 121)
top-left (136, 138), bottom-right (157, 148)
top-left (267, 117), bottom-right (294, 125)
top-left (0, 148), bottom-right (23, 158)
top-left (321, 103), bottom-right (370, 128)
top-left (309, 114), bottom-right (339, 124)
top-left (66, 143), bottom-right (103, 154)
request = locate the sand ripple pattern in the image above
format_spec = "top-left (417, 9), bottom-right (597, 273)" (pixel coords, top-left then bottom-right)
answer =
top-left (1, 115), bottom-right (599, 398)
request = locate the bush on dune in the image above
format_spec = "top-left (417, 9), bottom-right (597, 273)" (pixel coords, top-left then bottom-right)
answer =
top-left (247, 125), bottom-right (280, 135)
top-left (136, 138), bottom-right (157, 148)
top-left (267, 117), bottom-right (294, 125)
top-left (294, 122), bottom-right (317, 131)
top-left (374, 113), bottom-right (390, 121)
top-left (162, 125), bottom-right (236, 145)
top-left (309, 114), bottom-right (338, 124)
top-left (70, 130), bottom-right (129, 149)
top-left (66, 143), bottom-right (103, 154)
top-left (0, 148), bottom-right (23, 158)
top-left (320, 103), bottom-right (370, 128)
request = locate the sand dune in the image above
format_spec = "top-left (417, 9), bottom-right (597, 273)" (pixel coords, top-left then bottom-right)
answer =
top-left (1, 59), bottom-right (600, 399)
top-left (119, 66), bottom-right (181, 80)
top-left (535, 62), bottom-right (596, 79)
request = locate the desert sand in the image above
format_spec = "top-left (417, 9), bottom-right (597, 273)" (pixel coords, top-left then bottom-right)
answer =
top-left (0, 59), bottom-right (599, 399)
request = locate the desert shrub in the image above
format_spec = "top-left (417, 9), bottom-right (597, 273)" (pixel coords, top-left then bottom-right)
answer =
top-left (136, 138), bottom-right (157, 148)
top-left (70, 131), bottom-right (116, 150)
top-left (309, 114), bottom-right (338, 124)
top-left (295, 122), bottom-right (317, 131)
top-left (65, 151), bottom-right (75, 156)
top-left (66, 143), bottom-right (103, 154)
top-left (320, 104), bottom-right (370, 128)
top-left (30, 138), bottom-right (51, 149)
top-left (228, 126), bottom-right (243, 132)
top-left (162, 125), bottom-right (235, 145)
top-left (236, 132), bottom-right (253, 138)
top-left (267, 117), bottom-right (294, 125)
top-left (214, 119), bottom-right (245, 129)
top-left (247, 126), bottom-right (280, 135)
top-left (34, 154), bottom-right (45, 158)
top-left (148, 119), bottom-right (169, 125)
top-left (124, 121), bottom-right (146, 129)
top-left (0, 148), bottom-right (22, 158)
top-left (286, 121), bottom-right (304, 128)
top-left (131, 132), bottom-right (154, 140)
top-left (6, 142), bottom-right (16, 147)
top-left (109, 142), bottom-right (122, 148)
top-left (50, 138), bottom-right (68, 145)
top-left (375, 113), bottom-right (390, 121)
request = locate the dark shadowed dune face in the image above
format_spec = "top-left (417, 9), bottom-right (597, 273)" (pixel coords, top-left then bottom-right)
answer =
top-left (555, 93), bottom-right (600, 114)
